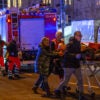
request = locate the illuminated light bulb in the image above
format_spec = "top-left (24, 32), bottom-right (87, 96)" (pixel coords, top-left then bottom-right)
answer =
top-left (7, 19), bottom-right (11, 23)
top-left (53, 17), bottom-right (56, 21)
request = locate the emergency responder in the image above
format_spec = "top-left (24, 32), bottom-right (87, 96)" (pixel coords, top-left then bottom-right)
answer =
top-left (55, 31), bottom-right (85, 100)
top-left (7, 36), bottom-right (21, 79)
top-left (51, 31), bottom-right (63, 51)
top-left (50, 31), bottom-right (64, 79)
top-left (57, 38), bottom-right (66, 56)
top-left (0, 35), bottom-right (7, 76)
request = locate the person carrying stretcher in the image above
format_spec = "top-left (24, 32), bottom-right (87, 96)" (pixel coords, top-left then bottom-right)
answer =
top-left (55, 31), bottom-right (85, 100)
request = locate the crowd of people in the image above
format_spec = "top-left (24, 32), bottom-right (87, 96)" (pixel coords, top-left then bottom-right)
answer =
top-left (32, 31), bottom-right (85, 100)
top-left (0, 31), bottom-right (85, 100)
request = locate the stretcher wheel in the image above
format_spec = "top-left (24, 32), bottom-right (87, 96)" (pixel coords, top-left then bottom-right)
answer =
top-left (63, 86), bottom-right (71, 92)
top-left (67, 86), bottom-right (71, 90)
top-left (76, 88), bottom-right (79, 93)
top-left (60, 93), bottom-right (66, 100)
top-left (88, 88), bottom-right (95, 96)
top-left (90, 92), bottom-right (95, 97)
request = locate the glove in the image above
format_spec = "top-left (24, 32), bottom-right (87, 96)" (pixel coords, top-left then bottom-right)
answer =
top-left (76, 54), bottom-right (81, 59)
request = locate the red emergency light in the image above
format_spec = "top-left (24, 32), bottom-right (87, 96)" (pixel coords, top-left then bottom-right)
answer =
top-left (7, 18), bottom-right (11, 23)
top-left (53, 17), bottom-right (56, 21)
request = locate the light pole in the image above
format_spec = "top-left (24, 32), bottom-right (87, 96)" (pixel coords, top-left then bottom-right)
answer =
top-left (2, 0), bottom-right (4, 8)
top-left (60, 0), bottom-right (65, 37)
top-left (16, 0), bottom-right (18, 8)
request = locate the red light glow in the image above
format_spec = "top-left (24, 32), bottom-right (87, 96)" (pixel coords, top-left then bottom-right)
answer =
top-left (7, 19), bottom-right (11, 23)
top-left (53, 17), bottom-right (56, 21)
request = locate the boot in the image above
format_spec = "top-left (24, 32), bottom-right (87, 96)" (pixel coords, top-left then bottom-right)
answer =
top-left (32, 86), bottom-right (38, 94)
top-left (1, 67), bottom-right (7, 76)
top-left (40, 82), bottom-right (45, 91)
top-left (8, 70), bottom-right (14, 80)
top-left (62, 86), bottom-right (67, 95)
top-left (14, 67), bottom-right (20, 79)
top-left (54, 90), bottom-right (61, 98)
top-left (79, 93), bottom-right (85, 100)
top-left (1, 70), bottom-right (7, 76)
top-left (42, 82), bottom-right (52, 97)
top-left (14, 74), bottom-right (21, 79)
top-left (42, 89), bottom-right (53, 98)
top-left (8, 76), bottom-right (14, 80)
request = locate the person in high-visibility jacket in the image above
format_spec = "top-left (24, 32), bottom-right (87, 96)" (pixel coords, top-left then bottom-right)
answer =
top-left (57, 39), bottom-right (66, 56)
top-left (7, 36), bottom-right (21, 80)
top-left (50, 31), bottom-right (64, 79)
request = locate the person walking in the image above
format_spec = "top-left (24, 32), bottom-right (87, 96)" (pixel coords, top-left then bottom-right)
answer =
top-left (32, 37), bottom-right (58, 97)
top-left (55, 31), bottom-right (84, 100)
top-left (7, 36), bottom-right (21, 79)
top-left (50, 31), bottom-right (64, 79)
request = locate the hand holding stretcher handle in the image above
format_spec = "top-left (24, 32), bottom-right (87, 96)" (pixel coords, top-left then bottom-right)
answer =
top-left (76, 54), bottom-right (81, 59)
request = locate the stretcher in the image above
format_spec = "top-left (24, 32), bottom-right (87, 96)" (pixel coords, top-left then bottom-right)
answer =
top-left (83, 61), bottom-right (100, 96)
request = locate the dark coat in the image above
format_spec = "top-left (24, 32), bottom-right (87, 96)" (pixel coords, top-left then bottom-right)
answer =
top-left (7, 40), bottom-right (18, 57)
top-left (35, 45), bottom-right (58, 76)
top-left (62, 37), bottom-right (81, 68)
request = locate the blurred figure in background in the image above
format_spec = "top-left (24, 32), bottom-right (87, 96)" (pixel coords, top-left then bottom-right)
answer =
top-left (7, 36), bottom-right (21, 80)
top-left (0, 35), bottom-right (7, 76)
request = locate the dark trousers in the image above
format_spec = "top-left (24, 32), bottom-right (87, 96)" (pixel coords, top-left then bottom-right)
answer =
top-left (34, 74), bottom-right (50, 94)
top-left (56, 68), bottom-right (84, 93)
top-left (49, 59), bottom-right (64, 79)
